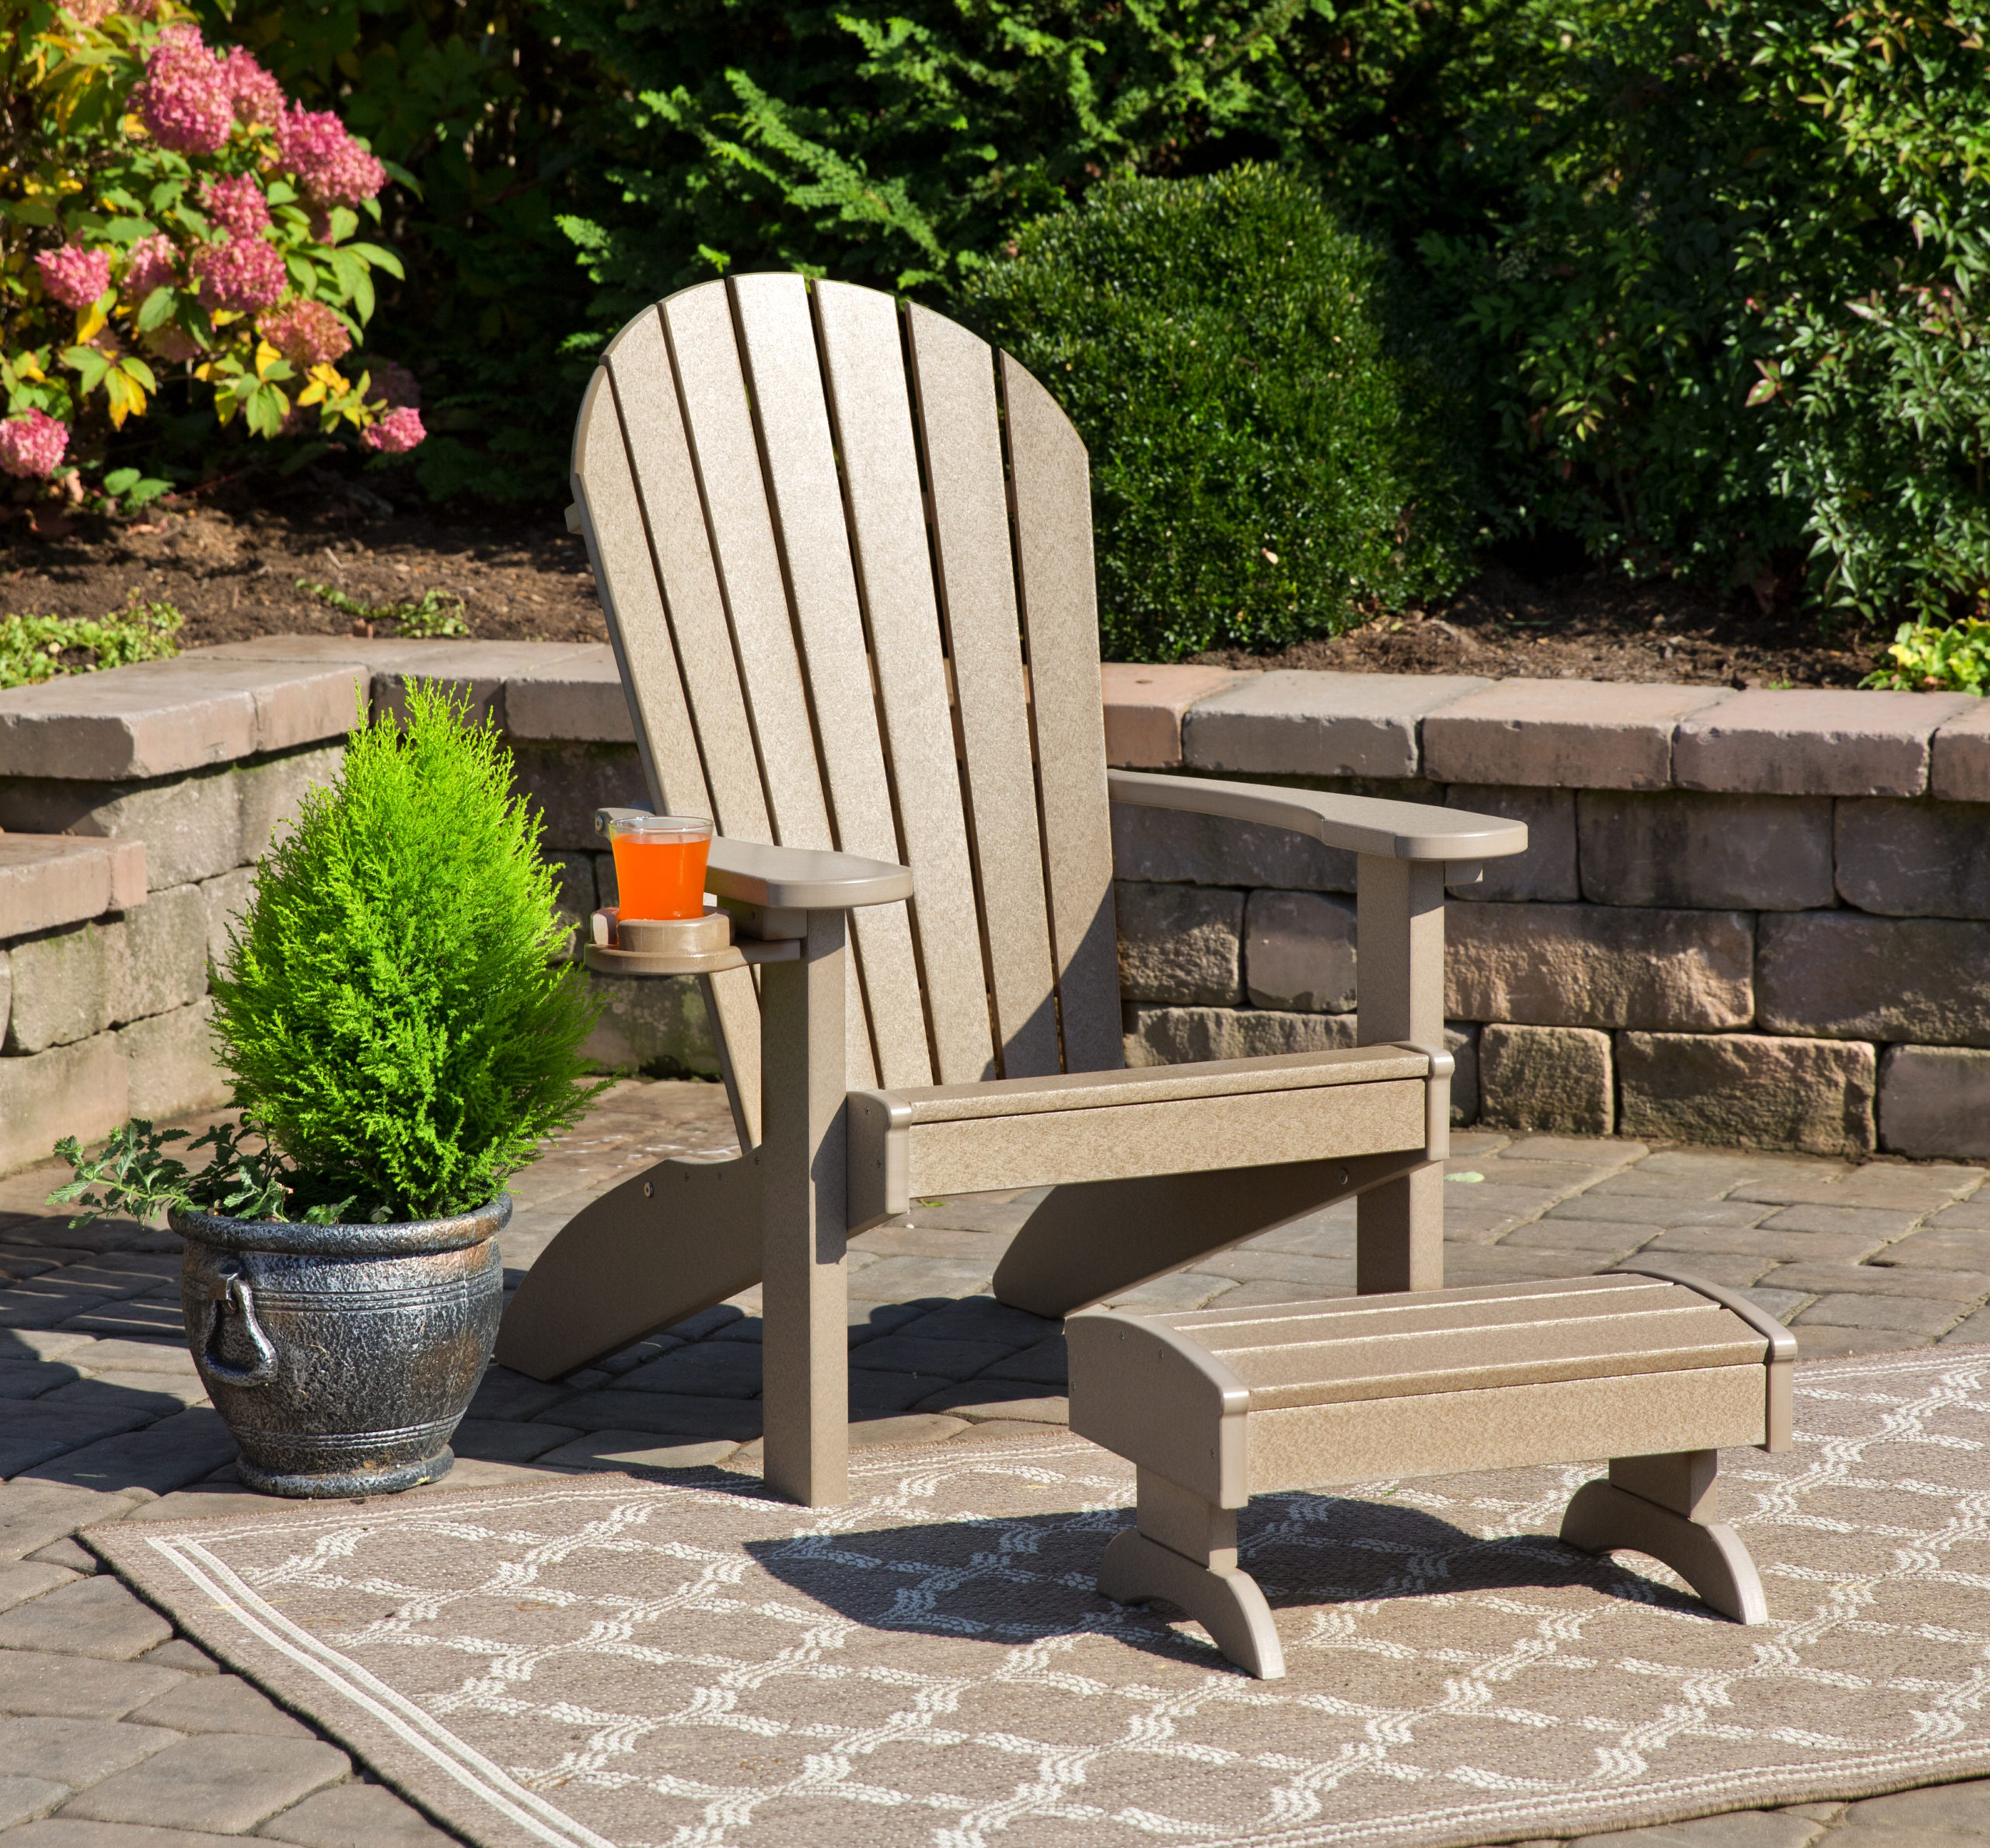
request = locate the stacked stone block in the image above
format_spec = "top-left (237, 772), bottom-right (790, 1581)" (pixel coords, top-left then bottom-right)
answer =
top-left (1103, 664), bottom-right (1990, 1159)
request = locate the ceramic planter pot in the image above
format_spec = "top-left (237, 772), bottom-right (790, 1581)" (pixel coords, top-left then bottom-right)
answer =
top-left (172, 1195), bottom-right (509, 1498)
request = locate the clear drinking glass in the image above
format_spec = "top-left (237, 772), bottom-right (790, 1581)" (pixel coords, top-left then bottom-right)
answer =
top-left (607, 815), bottom-right (713, 921)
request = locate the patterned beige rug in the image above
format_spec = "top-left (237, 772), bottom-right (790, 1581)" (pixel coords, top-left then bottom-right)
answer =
top-left (90, 1343), bottom-right (1990, 1848)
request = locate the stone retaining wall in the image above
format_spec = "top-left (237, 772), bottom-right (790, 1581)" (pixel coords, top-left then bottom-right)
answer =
top-left (2, 641), bottom-right (1985, 1172)
top-left (0, 640), bottom-right (709, 1174)
top-left (1106, 664), bottom-right (1990, 1162)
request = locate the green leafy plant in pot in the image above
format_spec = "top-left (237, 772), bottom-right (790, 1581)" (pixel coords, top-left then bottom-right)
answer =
top-left (51, 683), bottom-right (603, 1497)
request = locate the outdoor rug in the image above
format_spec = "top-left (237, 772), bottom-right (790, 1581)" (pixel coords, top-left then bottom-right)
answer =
top-left (89, 1343), bottom-right (1990, 1848)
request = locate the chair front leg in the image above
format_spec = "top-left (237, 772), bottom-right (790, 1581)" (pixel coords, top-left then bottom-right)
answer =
top-left (1354, 855), bottom-right (1449, 1294)
top-left (757, 908), bottom-right (851, 1507)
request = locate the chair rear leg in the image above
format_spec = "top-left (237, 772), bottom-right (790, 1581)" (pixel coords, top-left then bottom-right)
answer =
top-left (990, 1152), bottom-right (1418, 1319)
top-left (1098, 1468), bottom-right (1284, 1679)
top-left (1561, 1449), bottom-right (1768, 1624)
top-left (494, 1152), bottom-right (763, 1381)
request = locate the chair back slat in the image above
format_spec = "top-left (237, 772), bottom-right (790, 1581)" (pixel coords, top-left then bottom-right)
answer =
top-left (662, 281), bottom-right (879, 1087)
top-left (602, 310), bottom-right (769, 844)
top-left (574, 353), bottom-right (763, 1143)
top-left (905, 303), bottom-right (1063, 1080)
top-left (732, 275), bottom-right (934, 1091)
top-left (577, 275), bottom-right (1123, 1099)
top-left (814, 281), bottom-right (998, 1084)
top-left (1000, 355), bottom-right (1122, 1075)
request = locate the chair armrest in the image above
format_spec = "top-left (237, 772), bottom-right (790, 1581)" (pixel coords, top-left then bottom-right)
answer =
top-left (592, 809), bottom-right (912, 910)
top-left (1106, 770), bottom-right (1527, 862)
top-left (708, 838), bottom-right (912, 910)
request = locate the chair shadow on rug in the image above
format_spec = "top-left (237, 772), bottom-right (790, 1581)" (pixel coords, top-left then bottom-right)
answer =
top-left (742, 1489), bottom-right (1720, 1672)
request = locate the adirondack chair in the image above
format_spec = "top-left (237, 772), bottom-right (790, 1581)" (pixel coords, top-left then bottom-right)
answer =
top-left (494, 274), bottom-right (1528, 1507)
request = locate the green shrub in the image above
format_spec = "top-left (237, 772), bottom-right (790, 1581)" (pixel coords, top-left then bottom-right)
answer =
top-left (532, 0), bottom-right (1581, 322)
top-left (0, 598), bottom-right (183, 690)
top-left (1864, 617), bottom-right (1990, 694)
top-left (206, 682), bottom-right (602, 1220)
top-left (1430, 0), bottom-right (1990, 620)
top-left (296, 578), bottom-right (468, 638)
top-left (957, 166), bottom-right (1477, 659)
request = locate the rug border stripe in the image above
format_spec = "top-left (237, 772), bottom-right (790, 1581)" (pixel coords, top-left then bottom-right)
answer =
top-left (145, 1532), bottom-right (612, 1848)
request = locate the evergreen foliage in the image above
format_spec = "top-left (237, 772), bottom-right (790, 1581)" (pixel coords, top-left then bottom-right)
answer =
top-left (1432, 0), bottom-right (1990, 618)
top-left (208, 682), bottom-right (603, 1220)
top-left (958, 166), bottom-right (1478, 659)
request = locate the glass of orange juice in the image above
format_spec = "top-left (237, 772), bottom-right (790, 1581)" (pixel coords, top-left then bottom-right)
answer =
top-left (607, 815), bottom-right (713, 921)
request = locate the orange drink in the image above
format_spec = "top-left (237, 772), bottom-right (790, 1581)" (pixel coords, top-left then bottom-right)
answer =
top-left (608, 815), bottom-right (712, 921)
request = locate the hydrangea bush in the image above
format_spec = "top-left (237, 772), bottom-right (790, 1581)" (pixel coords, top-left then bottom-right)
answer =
top-left (1, 0), bottom-right (423, 506)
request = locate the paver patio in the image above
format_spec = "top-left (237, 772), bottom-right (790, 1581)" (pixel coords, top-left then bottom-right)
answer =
top-left (1, 1078), bottom-right (1986, 1846)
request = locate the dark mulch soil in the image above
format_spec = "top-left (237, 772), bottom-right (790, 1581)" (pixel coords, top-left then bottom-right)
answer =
top-left (5, 481), bottom-right (605, 650)
top-left (5, 491), bottom-right (1885, 684)
top-left (1192, 564), bottom-right (1888, 688)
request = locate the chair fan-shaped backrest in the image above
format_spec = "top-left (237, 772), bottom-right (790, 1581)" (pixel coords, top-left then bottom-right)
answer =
top-left (571, 274), bottom-right (1122, 1100)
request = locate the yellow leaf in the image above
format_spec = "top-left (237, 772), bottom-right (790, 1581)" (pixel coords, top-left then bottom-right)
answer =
top-left (254, 340), bottom-right (284, 379)
top-left (74, 299), bottom-right (109, 344)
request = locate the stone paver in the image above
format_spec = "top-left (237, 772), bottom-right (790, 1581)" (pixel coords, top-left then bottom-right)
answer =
top-left (253, 1780), bottom-right (456, 1846)
top-left (0, 1578), bottom-right (169, 1663)
top-left (57, 1735), bottom-right (348, 1832)
top-left (0, 1080), bottom-right (1984, 1845)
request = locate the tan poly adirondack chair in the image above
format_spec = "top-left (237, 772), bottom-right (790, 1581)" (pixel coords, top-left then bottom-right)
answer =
top-left (494, 274), bottom-right (1528, 1507)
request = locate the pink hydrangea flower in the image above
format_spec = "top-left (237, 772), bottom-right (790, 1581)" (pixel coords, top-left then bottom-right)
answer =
top-left (274, 104), bottom-right (386, 207)
top-left (259, 299), bottom-right (351, 369)
top-left (201, 173), bottom-right (271, 240)
top-left (366, 359), bottom-right (421, 408)
top-left (0, 410), bottom-right (69, 480)
top-left (220, 47), bottom-right (284, 128)
top-left (193, 235), bottom-right (287, 312)
top-left (35, 244), bottom-right (112, 309)
top-left (136, 25), bottom-right (234, 155)
top-left (361, 405), bottom-right (424, 453)
top-left (122, 232), bottom-right (178, 300)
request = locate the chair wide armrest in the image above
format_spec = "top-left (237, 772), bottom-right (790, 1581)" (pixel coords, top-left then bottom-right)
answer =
top-left (1107, 770), bottom-right (1527, 862)
top-left (592, 808), bottom-right (913, 910)
top-left (708, 838), bottom-right (913, 910)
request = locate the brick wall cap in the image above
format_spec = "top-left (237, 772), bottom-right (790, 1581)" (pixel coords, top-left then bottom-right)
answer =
top-left (0, 656), bottom-right (365, 780)
top-left (1932, 699), bottom-right (1990, 803)
top-left (1423, 678), bottom-right (1733, 789)
top-left (0, 833), bottom-right (147, 938)
top-left (1184, 668), bottom-right (1489, 778)
top-left (1101, 662), bottom-right (1248, 767)
top-left (1674, 686), bottom-right (1975, 796)
top-left (501, 647), bottom-right (636, 742)
top-left (0, 638), bottom-right (626, 780)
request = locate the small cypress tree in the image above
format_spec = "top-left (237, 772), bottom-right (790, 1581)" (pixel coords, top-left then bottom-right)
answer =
top-left (208, 682), bottom-right (605, 1220)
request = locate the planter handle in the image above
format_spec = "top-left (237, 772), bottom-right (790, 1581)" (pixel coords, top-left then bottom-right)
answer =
top-left (201, 1267), bottom-right (279, 1386)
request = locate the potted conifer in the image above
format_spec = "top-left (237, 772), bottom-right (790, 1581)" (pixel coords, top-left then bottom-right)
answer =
top-left (52, 683), bottom-right (602, 1497)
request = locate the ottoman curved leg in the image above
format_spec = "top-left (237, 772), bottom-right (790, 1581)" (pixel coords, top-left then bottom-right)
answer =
top-left (1561, 1479), bottom-right (1768, 1625)
top-left (1098, 1528), bottom-right (1287, 1679)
